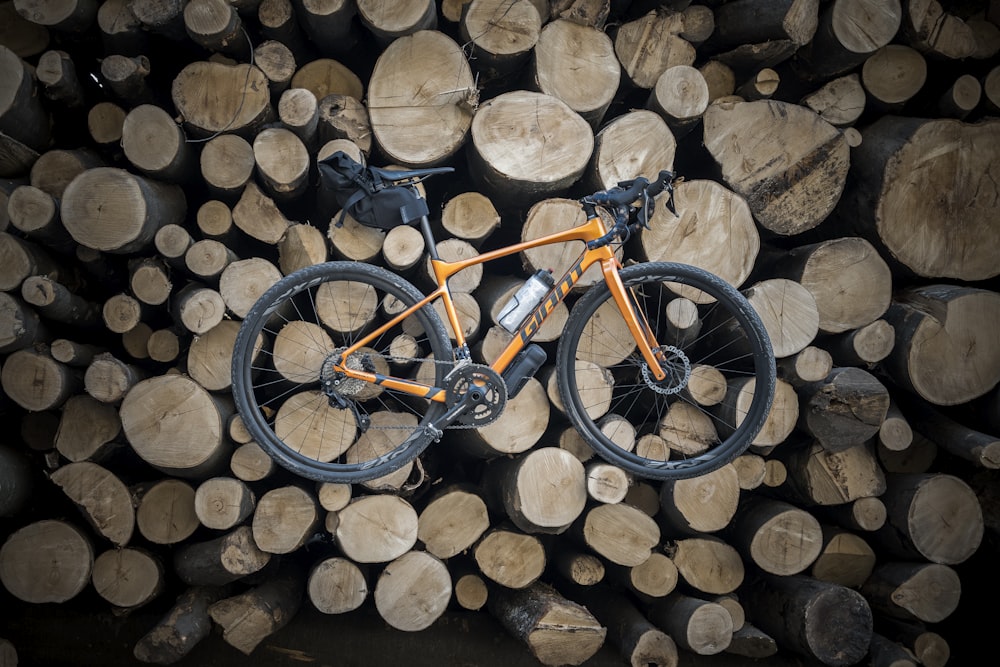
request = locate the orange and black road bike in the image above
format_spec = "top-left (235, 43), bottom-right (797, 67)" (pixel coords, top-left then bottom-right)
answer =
top-left (231, 153), bottom-right (775, 483)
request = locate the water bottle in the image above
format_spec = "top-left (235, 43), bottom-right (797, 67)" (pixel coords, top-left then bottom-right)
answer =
top-left (497, 270), bottom-right (554, 333)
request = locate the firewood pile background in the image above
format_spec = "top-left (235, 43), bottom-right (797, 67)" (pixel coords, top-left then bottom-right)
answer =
top-left (1, 0), bottom-right (999, 665)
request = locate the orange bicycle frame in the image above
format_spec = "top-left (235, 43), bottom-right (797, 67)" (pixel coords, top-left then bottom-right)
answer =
top-left (331, 211), bottom-right (669, 401)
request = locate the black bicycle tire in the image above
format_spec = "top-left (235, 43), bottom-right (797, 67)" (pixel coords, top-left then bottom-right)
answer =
top-left (556, 261), bottom-right (776, 480)
top-left (231, 261), bottom-right (453, 483)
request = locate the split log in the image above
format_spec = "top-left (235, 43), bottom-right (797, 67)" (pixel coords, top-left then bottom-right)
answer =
top-left (134, 478), bottom-right (199, 546)
top-left (702, 99), bottom-right (849, 236)
top-left (776, 439), bottom-right (887, 506)
top-left (487, 580), bottom-right (606, 666)
top-left (647, 593), bottom-right (733, 656)
top-left (614, 10), bottom-right (695, 89)
top-left (872, 472), bottom-right (983, 565)
top-left (482, 447), bottom-right (586, 534)
top-left (54, 394), bottom-right (120, 462)
top-left (119, 374), bottom-right (232, 479)
top-left (335, 494), bottom-right (418, 563)
top-left (133, 586), bottom-right (228, 665)
top-left (186, 320), bottom-right (240, 392)
top-left (173, 525), bottom-right (271, 586)
top-left (800, 74), bottom-right (866, 127)
top-left (278, 222), bottom-right (327, 273)
top-left (469, 90), bottom-right (593, 205)
top-left (861, 561), bottom-right (961, 624)
top-left (304, 555), bottom-right (369, 619)
top-left (727, 496), bottom-right (823, 576)
top-left (0, 519), bottom-right (93, 603)
top-left (835, 116), bottom-right (1000, 281)
top-left (367, 30), bottom-right (476, 166)
top-left (796, 366), bottom-right (890, 451)
top-left (809, 525), bottom-right (876, 589)
top-left (883, 285), bottom-right (1000, 406)
top-left (208, 565), bottom-right (303, 655)
top-left (91, 546), bottom-right (164, 610)
top-left (374, 550), bottom-right (451, 632)
top-left (416, 484), bottom-right (490, 560)
top-left (901, 0), bottom-right (977, 59)
top-left (232, 181), bottom-right (292, 245)
top-left (742, 572), bottom-right (873, 666)
top-left (50, 461), bottom-right (135, 546)
top-left (572, 585), bottom-right (678, 667)
top-left (473, 524), bottom-right (546, 589)
top-left (62, 167), bottom-right (187, 254)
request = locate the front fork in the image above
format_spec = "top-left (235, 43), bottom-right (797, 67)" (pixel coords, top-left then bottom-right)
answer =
top-left (601, 259), bottom-right (668, 382)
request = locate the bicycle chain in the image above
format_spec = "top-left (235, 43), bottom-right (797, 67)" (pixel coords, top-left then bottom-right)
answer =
top-left (344, 355), bottom-right (492, 430)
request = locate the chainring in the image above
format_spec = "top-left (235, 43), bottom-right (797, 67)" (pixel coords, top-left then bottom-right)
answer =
top-left (444, 363), bottom-right (507, 427)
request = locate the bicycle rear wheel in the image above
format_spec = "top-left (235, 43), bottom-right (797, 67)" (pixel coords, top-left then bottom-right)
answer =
top-left (556, 262), bottom-right (775, 480)
top-left (231, 261), bottom-right (453, 483)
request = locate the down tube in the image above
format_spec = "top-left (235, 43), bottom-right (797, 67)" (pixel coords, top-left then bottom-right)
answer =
top-left (491, 250), bottom-right (608, 374)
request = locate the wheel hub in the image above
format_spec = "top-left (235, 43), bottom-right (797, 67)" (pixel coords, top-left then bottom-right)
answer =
top-left (642, 345), bottom-right (691, 395)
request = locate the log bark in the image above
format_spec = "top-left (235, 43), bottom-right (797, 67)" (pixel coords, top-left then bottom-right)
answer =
top-left (727, 496), bottom-right (823, 576)
top-left (460, 0), bottom-right (541, 83)
top-left (173, 525), bottom-right (271, 586)
top-left (792, 0), bottom-right (902, 81)
top-left (0, 45), bottom-right (51, 151)
top-left (796, 366), bottom-right (890, 451)
top-left (742, 572), bottom-right (873, 666)
top-left (133, 586), bottom-right (229, 665)
top-left (487, 580), bottom-right (606, 666)
top-left (62, 167), bottom-right (187, 254)
top-left (357, 0), bottom-right (436, 46)
top-left (647, 593), bottom-right (733, 655)
top-left (897, 394), bottom-right (1000, 469)
top-left (573, 585), bottom-right (678, 667)
top-left (208, 565), bottom-right (303, 655)
top-left (777, 439), bottom-right (887, 506)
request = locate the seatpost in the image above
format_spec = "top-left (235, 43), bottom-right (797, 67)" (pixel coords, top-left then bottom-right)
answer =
top-left (418, 215), bottom-right (439, 260)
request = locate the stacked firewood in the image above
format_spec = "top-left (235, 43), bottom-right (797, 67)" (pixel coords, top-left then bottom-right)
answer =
top-left (1, 0), bottom-right (999, 665)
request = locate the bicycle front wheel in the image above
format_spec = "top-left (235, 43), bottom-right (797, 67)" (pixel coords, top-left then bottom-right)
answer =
top-left (231, 261), bottom-right (453, 483)
top-left (556, 262), bottom-right (775, 481)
